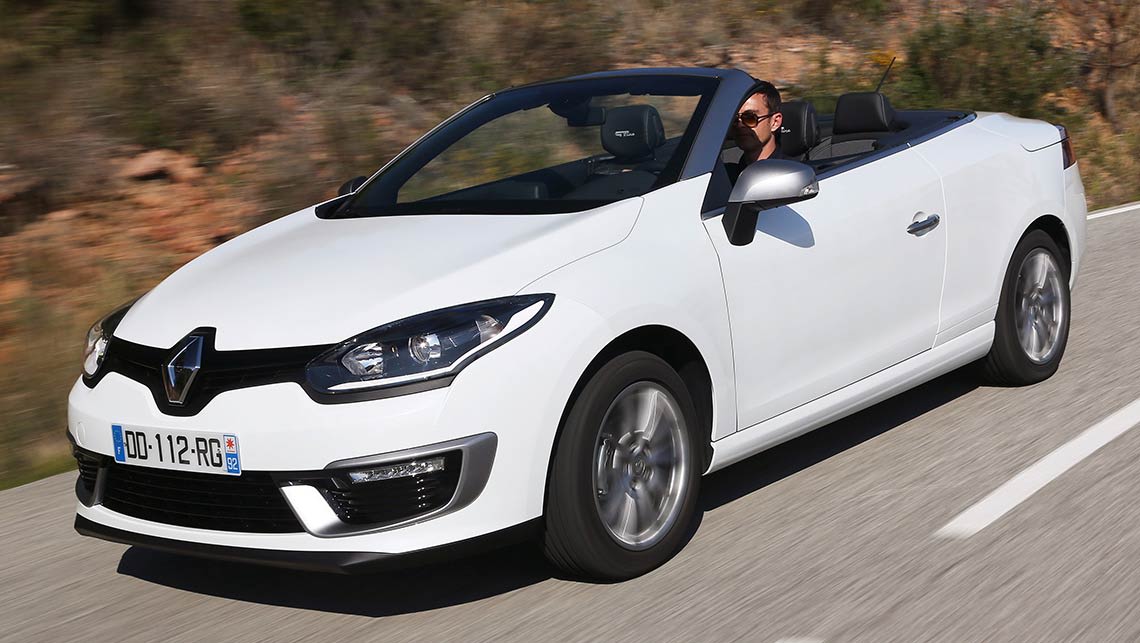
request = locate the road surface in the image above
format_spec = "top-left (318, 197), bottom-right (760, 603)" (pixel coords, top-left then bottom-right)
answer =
top-left (3, 203), bottom-right (1139, 643)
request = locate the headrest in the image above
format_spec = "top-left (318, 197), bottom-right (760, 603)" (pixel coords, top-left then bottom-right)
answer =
top-left (602, 105), bottom-right (666, 161)
top-left (778, 100), bottom-right (819, 159)
top-left (833, 92), bottom-right (897, 135)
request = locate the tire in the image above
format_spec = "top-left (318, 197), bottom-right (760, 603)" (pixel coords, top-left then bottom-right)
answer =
top-left (980, 229), bottom-right (1071, 385)
top-left (543, 351), bottom-right (702, 581)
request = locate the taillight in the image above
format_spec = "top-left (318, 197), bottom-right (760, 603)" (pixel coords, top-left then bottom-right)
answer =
top-left (1056, 125), bottom-right (1076, 169)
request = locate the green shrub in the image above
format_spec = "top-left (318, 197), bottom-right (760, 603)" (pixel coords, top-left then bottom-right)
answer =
top-left (801, 6), bottom-right (1077, 119)
top-left (0, 0), bottom-right (155, 69)
top-left (236, 0), bottom-right (458, 89)
top-left (796, 0), bottom-right (891, 23)
top-left (92, 31), bottom-right (281, 161)
top-left (897, 6), bottom-right (1076, 118)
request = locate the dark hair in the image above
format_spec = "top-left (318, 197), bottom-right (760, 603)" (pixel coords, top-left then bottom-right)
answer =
top-left (751, 79), bottom-right (782, 114)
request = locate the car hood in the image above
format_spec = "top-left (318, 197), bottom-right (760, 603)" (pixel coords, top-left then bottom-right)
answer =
top-left (115, 200), bottom-right (642, 350)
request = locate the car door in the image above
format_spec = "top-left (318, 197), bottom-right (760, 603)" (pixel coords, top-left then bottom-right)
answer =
top-left (703, 148), bottom-right (947, 430)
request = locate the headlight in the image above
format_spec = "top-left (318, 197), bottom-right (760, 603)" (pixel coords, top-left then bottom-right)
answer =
top-left (82, 302), bottom-right (134, 377)
top-left (305, 294), bottom-right (554, 396)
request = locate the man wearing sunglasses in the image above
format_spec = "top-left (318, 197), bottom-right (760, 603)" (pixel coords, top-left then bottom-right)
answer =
top-left (727, 80), bottom-right (785, 182)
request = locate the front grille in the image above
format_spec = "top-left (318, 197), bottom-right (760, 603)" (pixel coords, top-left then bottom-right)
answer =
top-left (84, 332), bottom-right (327, 417)
top-left (318, 451), bottom-right (462, 526)
top-left (101, 463), bottom-right (304, 533)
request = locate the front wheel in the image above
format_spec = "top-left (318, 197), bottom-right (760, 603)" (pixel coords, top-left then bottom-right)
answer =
top-left (980, 229), bottom-right (1071, 385)
top-left (543, 351), bottom-right (701, 581)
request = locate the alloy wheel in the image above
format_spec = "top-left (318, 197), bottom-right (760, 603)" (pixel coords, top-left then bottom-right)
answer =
top-left (1014, 248), bottom-right (1066, 364)
top-left (592, 382), bottom-right (690, 551)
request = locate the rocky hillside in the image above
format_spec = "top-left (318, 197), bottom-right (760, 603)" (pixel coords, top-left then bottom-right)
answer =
top-left (1, 0), bottom-right (1137, 487)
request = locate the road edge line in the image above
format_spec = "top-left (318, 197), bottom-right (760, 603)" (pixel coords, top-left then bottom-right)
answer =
top-left (1088, 200), bottom-right (1140, 220)
top-left (935, 397), bottom-right (1140, 539)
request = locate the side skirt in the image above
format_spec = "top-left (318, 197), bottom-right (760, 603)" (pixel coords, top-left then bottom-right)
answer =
top-left (707, 321), bottom-right (994, 472)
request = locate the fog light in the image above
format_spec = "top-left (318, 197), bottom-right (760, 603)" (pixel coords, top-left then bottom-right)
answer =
top-left (348, 456), bottom-right (445, 483)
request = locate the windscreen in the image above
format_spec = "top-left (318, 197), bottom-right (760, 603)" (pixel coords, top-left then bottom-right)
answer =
top-left (332, 75), bottom-right (718, 216)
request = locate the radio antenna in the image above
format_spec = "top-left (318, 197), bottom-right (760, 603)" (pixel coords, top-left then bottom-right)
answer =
top-left (874, 56), bottom-right (897, 93)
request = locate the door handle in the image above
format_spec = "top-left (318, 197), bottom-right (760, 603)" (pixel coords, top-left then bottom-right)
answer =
top-left (907, 213), bottom-right (940, 236)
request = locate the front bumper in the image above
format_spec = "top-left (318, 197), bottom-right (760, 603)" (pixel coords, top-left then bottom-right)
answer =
top-left (71, 433), bottom-right (496, 538)
top-left (66, 371), bottom-right (523, 558)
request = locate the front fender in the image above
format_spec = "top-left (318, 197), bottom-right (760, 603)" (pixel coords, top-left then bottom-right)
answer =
top-left (520, 177), bottom-right (737, 443)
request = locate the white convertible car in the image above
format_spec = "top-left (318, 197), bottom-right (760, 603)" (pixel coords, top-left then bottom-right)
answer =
top-left (70, 68), bottom-right (1086, 581)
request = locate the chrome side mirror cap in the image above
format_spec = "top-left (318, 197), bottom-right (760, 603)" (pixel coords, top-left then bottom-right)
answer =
top-left (723, 160), bottom-right (819, 246)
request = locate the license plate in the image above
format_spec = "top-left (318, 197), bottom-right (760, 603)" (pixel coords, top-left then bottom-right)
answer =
top-left (111, 424), bottom-right (241, 476)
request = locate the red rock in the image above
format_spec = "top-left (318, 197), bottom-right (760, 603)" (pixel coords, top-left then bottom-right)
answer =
top-left (118, 150), bottom-right (205, 183)
top-left (0, 278), bottom-right (29, 302)
top-left (45, 209), bottom-right (83, 223)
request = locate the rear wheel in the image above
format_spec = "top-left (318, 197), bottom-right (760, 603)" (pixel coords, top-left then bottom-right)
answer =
top-left (980, 229), bottom-right (1071, 385)
top-left (543, 351), bottom-right (701, 581)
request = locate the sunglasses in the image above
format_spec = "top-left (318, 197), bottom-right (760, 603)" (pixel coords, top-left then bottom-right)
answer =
top-left (735, 110), bottom-right (776, 128)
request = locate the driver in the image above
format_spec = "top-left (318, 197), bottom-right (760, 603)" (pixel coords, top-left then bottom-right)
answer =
top-left (728, 80), bottom-right (785, 181)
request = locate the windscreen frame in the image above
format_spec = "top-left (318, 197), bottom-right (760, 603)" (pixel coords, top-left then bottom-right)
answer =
top-left (324, 74), bottom-right (722, 218)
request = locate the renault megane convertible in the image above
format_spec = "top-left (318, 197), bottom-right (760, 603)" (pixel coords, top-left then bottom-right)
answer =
top-left (70, 67), bottom-right (1086, 581)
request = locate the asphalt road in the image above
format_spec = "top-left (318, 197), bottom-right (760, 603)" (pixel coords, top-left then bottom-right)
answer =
top-left (3, 204), bottom-right (1140, 643)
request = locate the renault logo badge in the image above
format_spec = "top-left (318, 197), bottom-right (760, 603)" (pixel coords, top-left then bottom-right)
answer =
top-left (164, 335), bottom-right (203, 405)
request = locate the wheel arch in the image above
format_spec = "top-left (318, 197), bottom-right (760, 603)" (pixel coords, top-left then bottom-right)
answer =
top-left (542, 325), bottom-right (715, 514)
top-left (1026, 214), bottom-right (1072, 278)
top-left (990, 213), bottom-right (1072, 315)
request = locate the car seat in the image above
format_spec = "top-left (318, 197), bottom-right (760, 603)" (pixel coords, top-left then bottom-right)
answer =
top-left (810, 92), bottom-right (904, 159)
top-left (563, 105), bottom-right (666, 200)
top-left (778, 100), bottom-right (820, 162)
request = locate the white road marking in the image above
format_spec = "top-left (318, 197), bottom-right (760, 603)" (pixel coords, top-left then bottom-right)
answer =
top-left (1088, 200), bottom-right (1140, 220)
top-left (936, 397), bottom-right (1140, 539)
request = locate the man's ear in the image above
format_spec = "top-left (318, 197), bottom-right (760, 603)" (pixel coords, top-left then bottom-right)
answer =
top-left (770, 112), bottom-right (783, 133)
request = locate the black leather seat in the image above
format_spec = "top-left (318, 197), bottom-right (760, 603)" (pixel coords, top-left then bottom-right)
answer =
top-left (825, 91), bottom-right (903, 156)
top-left (564, 105), bottom-right (665, 200)
top-left (601, 104), bottom-right (667, 163)
top-left (778, 100), bottom-right (819, 162)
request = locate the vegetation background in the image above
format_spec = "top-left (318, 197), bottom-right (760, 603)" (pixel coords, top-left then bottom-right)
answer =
top-left (1, 0), bottom-right (1138, 488)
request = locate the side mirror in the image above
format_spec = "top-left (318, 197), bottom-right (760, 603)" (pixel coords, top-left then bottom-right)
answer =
top-left (723, 160), bottom-right (819, 246)
top-left (337, 176), bottom-right (367, 196)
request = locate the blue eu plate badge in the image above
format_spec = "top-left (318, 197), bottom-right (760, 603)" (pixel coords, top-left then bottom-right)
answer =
top-left (223, 434), bottom-right (241, 475)
top-left (111, 424), bottom-right (126, 463)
